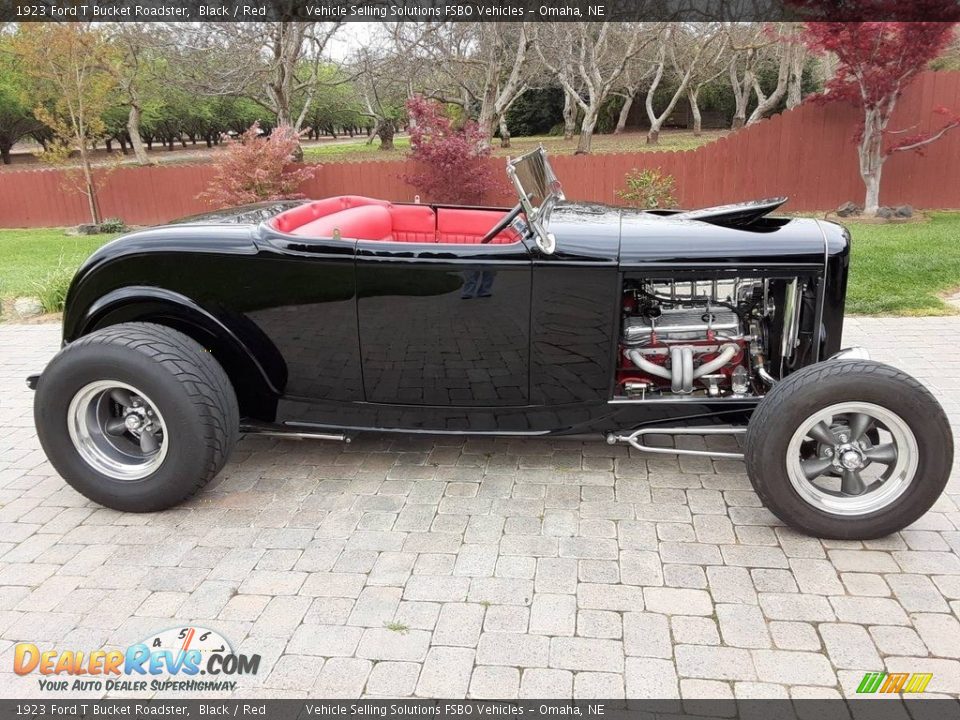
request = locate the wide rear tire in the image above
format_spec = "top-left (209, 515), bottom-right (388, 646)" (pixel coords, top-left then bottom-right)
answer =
top-left (745, 360), bottom-right (952, 540)
top-left (35, 322), bottom-right (238, 512)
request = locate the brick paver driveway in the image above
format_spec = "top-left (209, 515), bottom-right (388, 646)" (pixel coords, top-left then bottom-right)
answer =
top-left (0, 318), bottom-right (958, 700)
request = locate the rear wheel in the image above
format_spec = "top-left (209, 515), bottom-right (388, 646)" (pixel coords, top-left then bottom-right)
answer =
top-left (745, 360), bottom-right (952, 539)
top-left (35, 323), bottom-right (238, 512)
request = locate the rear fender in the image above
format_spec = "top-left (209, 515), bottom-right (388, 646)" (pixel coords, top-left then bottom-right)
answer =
top-left (66, 286), bottom-right (286, 421)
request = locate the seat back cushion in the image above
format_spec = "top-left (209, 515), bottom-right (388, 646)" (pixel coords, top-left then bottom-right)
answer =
top-left (271, 196), bottom-right (388, 233)
top-left (436, 209), bottom-right (519, 244)
top-left (388, 204), bottom-right (437, 243)
top-left (289, 205), bottom-right (393, 240)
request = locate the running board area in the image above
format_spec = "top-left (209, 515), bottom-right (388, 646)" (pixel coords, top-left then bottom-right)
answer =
top-left (241, 421), bottom-right (350, 443)
top-left (606, 427), bottom-right (746, 460)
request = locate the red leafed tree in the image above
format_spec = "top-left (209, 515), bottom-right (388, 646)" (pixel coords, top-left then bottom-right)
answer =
top-left (200, 122), bottom-right (315, 207)
top-left (404, 96), bottom-right (498, 205)
top-left (802, 22), bottom-right (959, 215)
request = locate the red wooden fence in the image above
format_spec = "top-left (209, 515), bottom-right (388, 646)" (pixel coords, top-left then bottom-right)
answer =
top-left (3, 71), bottom-right (960, 229)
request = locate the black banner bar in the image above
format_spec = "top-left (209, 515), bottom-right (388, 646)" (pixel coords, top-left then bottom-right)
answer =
top-left (3, 0), bottom-right (960, 23)
top-left (2, 699), bottom-right (960, 720)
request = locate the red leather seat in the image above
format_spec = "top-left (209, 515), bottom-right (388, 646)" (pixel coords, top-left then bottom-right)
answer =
top-left (437, 209), bottom-right (518, 244)
top-left (290, 205), bottom-right (393, 240)
top-left (272, 196), bottom-right (519, 245)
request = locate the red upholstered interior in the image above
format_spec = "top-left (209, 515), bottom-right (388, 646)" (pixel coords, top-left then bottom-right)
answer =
top-left (271, 196), bottom-right (518, 245)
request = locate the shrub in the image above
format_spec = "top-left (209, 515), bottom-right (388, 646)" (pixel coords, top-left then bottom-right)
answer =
top-left (199, 122), bottom-right (315, 208)
top-left (32, 258), bottom-right (74, 313)
top-left (616, 168), bottom-right (678, 209)
top-left (98, 217), bottom-right (127, 234)
top-left (403, 97), bottom-right (498, 205)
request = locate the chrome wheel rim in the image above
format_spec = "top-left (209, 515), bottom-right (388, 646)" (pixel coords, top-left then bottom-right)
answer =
top-left (786, 402), bottom-right (917, 516)
top-left (67, 381), bottom-right (168, 481)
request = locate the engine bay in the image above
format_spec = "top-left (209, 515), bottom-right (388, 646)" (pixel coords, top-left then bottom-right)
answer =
top-left (617, 276), bottom-right (806, 399)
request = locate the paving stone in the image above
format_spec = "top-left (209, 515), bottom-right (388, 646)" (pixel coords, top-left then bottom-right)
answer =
top-left (819, 623), bottom-right (881, 669)
top-left (366, 661), bottom-right (421, 696)
top-left (675, 645), bottom-right (756, 681)
top-left (574, 672), bottom-right (624, 699)
top-left (752, 649), bottom-right (836, 686)
top-left (623, 612), bottom-right (671, 658)
top-left (313, 657), bottom-right (371, 698)
top-left (829, 595), bottom-right (910, 625)
top-left (529, 593), bottom-right (576, 636)
top-left (484, 605), bottom-right (528, 634)
top-left (912, 613), bottom-right (960, 658)
top-left (416, 646), bottom-right (474, 697)
top-left (671, 616), bottom-right (720, 646)
top-left (577, 584), bottom-right (644, 612)
top-left (706, 566), bottom-right (757, 605)
top-left (625, 657), bottom-right (679, 698)
top-left (347, 587), bottom-right (402, 628)
top-left (469, 666), bottom-right (519, 699)
top-left (433, 603), bottom-right (485, 647)
top-left (645, 588), bottom-right (713, 616)
top-left (535, 558), bottom-right (578, 594)
top-left (759, 593), bottom-right (835, 622)
top-left (286, 624), bottom-right (363, 657)
top-left (716, 604), bottom-right (771, 648)
top-left (868, 626), bottom-right (928, 657)
top-left (769, 621), bottom-right (821, 652)
top-left (475, 632), bottom-right (549, 667)
top-left (577, 610), bottom-right (621, 639)
top-left (885, 573), bottom-right (951, 612)
top-left (549, 637), bottom-right (624, 672)
top-left (356, 627), bottom-right (432, 661)
top-left (519, 668), bottom-right (572, 698)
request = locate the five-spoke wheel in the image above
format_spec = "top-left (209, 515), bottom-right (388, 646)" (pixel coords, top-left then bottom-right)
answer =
top-left (746, 360), bottom-right (952, 539)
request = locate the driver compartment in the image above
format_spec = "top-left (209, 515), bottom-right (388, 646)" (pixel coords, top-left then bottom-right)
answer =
top-left (270, 196), bottom-right (519, 245)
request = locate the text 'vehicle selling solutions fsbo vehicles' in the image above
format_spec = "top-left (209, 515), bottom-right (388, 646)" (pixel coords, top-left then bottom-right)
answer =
top-left (29, 148), bottom-right (953, 539)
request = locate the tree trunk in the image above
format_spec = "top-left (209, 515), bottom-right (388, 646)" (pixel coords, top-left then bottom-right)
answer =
top-left (576, 107), bottom-right (598, 154)
top-left (127, 104), bottom-right (150, 165)
top-left (786, 44), bottom-right (806, 110)
top-left (0, 142), bottom-right (11, 165)
top-left (563, 89), bottom-right (577, 141)
top-left (647, 127), bottom-right (660, 145)
top-left (615, 91), bottom-right (635, 135)
top-left (688, 87), bottom-right (703, 136)
top-left (859, 113), bottom-right (885, 216)
top-left (78, 143), bottom-right (101, 225)
top-left (499, 115), bottom-right (511, 148)
top-left (378, 123), bottom-right (395, 150)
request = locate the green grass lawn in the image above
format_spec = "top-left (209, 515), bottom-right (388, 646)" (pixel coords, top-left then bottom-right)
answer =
top-left (1, 212), bottom-right (959, 317)
top-left (302, 130), bottom-right (726, 164)
top-left (0, 230), bottom-right (115, 299)
top-left (846, 212), bottom-right (960, 315)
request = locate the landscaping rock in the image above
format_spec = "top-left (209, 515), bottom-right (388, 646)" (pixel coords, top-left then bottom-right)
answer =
top-left (12, 297), bottom-right (43, 319)
top-left (876, 206), bottom-right (895, 219)
top-left (835, 201), bottom-right (863, 217)
top-left (74, 224), bottom-right (100, 235)
top-left (894, 204), bottom-right (914, 218)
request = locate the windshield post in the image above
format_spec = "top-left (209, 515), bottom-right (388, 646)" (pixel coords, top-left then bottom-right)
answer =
top-left (506, 146), bottom-right (564, 255)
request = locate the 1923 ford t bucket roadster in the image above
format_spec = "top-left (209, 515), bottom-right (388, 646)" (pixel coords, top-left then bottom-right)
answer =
top-left (31, 148), bottom-right (953, 539)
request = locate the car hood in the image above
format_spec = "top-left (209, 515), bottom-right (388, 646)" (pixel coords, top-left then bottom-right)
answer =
top-left (546, 201), bottom-right (845, 269)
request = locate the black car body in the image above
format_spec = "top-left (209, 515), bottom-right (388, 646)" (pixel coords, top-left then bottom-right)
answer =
top-left (32, 148), bottom-right (951, 539)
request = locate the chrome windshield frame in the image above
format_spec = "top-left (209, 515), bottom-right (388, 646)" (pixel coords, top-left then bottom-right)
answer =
top-left (506, 146), bottom-right (564, 255)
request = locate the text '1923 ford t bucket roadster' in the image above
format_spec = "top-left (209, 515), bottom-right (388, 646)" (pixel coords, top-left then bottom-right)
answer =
top-left (30, 148), bottom-right (953, 539)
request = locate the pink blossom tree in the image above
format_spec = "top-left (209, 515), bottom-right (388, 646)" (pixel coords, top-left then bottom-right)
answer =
top-left (403, 96), bottom-right (499, 205)
top-left (199, 122), bottom-right (315, 207)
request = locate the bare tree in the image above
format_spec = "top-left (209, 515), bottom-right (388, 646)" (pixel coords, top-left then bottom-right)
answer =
top-left (645, 24), bottom-right (724, 144)
top-left (391, 22), bottom-right (533, 147)
top-left (726, 23), bottom-right (770, 130)
top-left (537, 22), bottom-right (658, 154)
top-left (174, 22), bottom-right (341, 156)
top-left (747, 24), bottom-right (804, 125)
top-left (352, 46), bottom-right (408, 151)
top-left (105, 24), bottom-right (167, 165)
top-left (686, 37), bottom-right (730, 136)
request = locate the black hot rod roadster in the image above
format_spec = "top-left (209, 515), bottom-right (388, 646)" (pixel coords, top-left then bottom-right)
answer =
top-left (31, 148), bottom-right (952, 539)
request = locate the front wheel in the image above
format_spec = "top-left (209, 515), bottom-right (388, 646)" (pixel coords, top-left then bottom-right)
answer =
top-left (35, 323), bottom-right (238, 512)
top-left (745, 360), bottom-right (953, 539)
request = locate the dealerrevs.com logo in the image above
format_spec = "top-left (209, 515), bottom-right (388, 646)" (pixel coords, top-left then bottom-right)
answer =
top-left (856, 671), bottom-right (933, 694)
top-left (14, 626), bottom-right (260, 693)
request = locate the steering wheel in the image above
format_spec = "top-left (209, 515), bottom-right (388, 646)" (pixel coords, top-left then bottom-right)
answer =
top-left (480, 201), bottom-right (524, 244)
